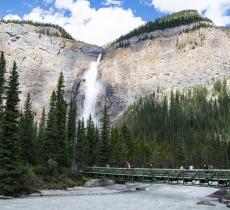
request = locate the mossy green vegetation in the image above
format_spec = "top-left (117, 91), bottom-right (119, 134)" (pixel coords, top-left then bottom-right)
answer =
top-left (1, 19), bottom-right (74, 40)
top-left (114, 10), bottom-right (213, 48)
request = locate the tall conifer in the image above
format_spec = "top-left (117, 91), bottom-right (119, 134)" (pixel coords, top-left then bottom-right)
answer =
top-left (55, 72), bottom-right (68, 167)
top-left (0, 62), bottom-right (24, 196)
top-left (19, 93), bottom-right (35, 165)
top-left (67, 98), bottom-right (77, 167)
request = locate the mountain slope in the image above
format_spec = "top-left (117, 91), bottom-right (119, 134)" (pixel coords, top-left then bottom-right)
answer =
top-left (0, 11), bottom-right (229, 121)
top-left (99, 26), bottom-right (230, 120)
top-left (0, 21), bottom-right (103, 117)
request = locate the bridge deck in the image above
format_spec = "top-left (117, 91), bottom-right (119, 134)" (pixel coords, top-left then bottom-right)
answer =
top-left (82, 167), bottom-right (230, 187)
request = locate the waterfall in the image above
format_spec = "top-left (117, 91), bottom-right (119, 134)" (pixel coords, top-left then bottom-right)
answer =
top-left (82, 54), bottom-right (102, 123)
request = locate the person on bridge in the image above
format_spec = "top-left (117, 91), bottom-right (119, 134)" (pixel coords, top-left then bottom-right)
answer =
top-left (203, 164), bottom-right (208, 170)
top-left (189, 165), bottom-right (193, 170)
top-left (125, 161), bottom-right (130, 169)
top-left (208, 165), bottom-right (213, 170)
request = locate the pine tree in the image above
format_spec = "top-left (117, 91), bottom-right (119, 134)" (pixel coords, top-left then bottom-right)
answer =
top-left (98, 104), bottom-right (111, 166)
top-left (67, 98), bottom-right (77, 167)
top-left (19, 93), bottom-right (35, 165)
top-left (0, 51), bottom-right (6, 114)
top-left (0, 61), bottom-right (26, 196)
top-left (76, 119), bottom-right (87, 166)
top-left (94, 126), bottom-right (100, 165)
top-left (86, 115), bottom-right (96, 166)
top-left (55, 72), bottom-right (68, 167)
top-left (110, 127), bottom-right (128, 167)
top-left (44, 91), bottom-right (57, 165)
top-left (37, 108), bottom-right (46, 164)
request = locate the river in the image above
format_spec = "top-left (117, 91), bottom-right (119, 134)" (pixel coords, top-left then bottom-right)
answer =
top-left (0, 184), bottom-right (227, 210)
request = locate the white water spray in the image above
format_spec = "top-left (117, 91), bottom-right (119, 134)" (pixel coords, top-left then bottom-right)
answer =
top-left (82, 54), bottom-right (102, 123)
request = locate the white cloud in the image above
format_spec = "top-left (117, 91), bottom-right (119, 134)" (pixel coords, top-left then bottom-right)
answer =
top-left (3, 14), bottom-right (22, 21)
top-left (103, 0), bottom-right (123, 6)
top-left (152, 0), bottom-right (230, 26)
top-left (23, 7), bottom-right (69, 26)
top-left (55, 0), bottom-right (74, 10)
top-left (9, 0), bottom-right (144, 46)
top-left (43, 0), bottom-right (54, 4)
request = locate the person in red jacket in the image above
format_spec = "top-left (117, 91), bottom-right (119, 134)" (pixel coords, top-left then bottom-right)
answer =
top-left (125, 161), bottom-right (130, 169)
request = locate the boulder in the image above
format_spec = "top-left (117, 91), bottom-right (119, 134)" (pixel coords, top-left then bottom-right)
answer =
top-left (212, 189), bottom-right (228, 196)
top-left (197, 200), bottom-right (216, 206)
top-left (209, 188), bottom-right (230, 200)
top-left (136, 187), bottom-right (146, 191)
top-left (85, 179), bottom-right (114, 187)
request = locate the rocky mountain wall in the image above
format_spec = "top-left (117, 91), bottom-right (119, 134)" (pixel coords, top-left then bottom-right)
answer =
top-left (99, 27), bottom-right (230, 120)
top-left (1, 22), bottom-right (230, 121)
top-left (0, 22), bottom-right (103, 117)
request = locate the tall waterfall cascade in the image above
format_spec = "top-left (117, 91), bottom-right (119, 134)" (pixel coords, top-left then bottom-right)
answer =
top-left (82, 54), bottom-right (102, 123)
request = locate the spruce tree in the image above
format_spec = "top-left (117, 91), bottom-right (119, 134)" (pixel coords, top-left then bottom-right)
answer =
top-left (110, 127), bottom-right (128, 166)
top-left (98, 104), bottom-right (111, 166)
top-left (86, 115), bottom-right (96, 166)
top-left (37, 108), bottom-right (46, 164)
top-left (44, 91), bottom-right (57, 165)
top-left (55, 72), bottom-right (68, 167)
top-left (19, 93), bottom-right (35, 165)
top-left (67, 98), bottom-right (77, 167)
top-left (0, 51), bottom-right (6, 114)
top-left (76, 119), bottom-right (88, 166)
top-left (0, 61), bottom-right (25, 196)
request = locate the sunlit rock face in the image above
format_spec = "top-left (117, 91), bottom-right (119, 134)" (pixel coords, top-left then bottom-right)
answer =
top-left (99, 27), bottom-right (230, 120)
top-left (0, 22), bottom-right (103, 118)
top-left (0, 22), bottom-right (230, 121)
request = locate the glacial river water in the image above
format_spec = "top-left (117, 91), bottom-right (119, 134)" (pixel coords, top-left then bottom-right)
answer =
top-left (0, 184), bottom-right (227, 210)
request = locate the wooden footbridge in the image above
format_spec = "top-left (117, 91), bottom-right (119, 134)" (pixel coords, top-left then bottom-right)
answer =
top-left (82, 167), bottom-right (230, 187)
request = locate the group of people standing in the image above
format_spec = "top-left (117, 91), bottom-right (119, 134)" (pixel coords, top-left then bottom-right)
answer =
top-left (203, 164), bottom-right (213, 171)
top-left (180, 165), bottom-right (194, 170)
top-left (179, 164), bottom-right (213, 171)
top-left (105, 162), bottom-right (213, 170)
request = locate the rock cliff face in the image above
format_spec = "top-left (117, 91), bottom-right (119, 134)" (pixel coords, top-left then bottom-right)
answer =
top-left (0, 22), bottom-right (103, 117)
top-left (99, 26), bottom-right (230, 120)
top-left (0, 21), bottom-right (230, 121)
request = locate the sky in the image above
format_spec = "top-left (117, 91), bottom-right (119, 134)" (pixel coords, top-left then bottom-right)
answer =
top-left (1, 0), bottom-right (230, 46)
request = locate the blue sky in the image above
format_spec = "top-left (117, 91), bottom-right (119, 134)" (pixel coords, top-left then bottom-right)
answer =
top-left (0, 0), bottom-right (163, 21)
top-left (1, 0), bottom-right (230, 45)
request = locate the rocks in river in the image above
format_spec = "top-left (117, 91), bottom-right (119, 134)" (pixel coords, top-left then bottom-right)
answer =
top-left (209, 188), bottom-right (230, 208)
top-left (135, 187), bottom-right (146, 191)
top-left (0, 196), bottom-right (13, 200)
top-left (196, 200), bottom-right (216, 206)
top-left (85, 179), bottom-right (114, 187)
top-left (209, 188), bottom-right (230, 200)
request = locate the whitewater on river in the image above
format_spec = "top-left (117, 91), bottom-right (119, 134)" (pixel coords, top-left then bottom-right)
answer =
top-left (0, 184), bottom-right (227, 210)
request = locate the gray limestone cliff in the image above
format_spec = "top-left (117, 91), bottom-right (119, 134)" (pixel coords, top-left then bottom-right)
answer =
top-left (0, 22), bottom-right (103, 117)
top-left (0, 21), bottom-right (230, 121)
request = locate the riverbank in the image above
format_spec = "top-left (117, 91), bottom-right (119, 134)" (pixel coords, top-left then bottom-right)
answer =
top-left (0, 184), bottom-right (228, 210)
top-left (1, 175), bottom-right (230, 209)
top-left (29, 182), bottom-right (147, 197)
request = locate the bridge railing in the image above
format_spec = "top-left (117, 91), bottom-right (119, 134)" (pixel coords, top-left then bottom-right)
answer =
top-left (83, 167), bottom-right (230, 183)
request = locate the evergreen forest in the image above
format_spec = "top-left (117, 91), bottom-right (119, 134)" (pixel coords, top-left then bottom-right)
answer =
top-left (1, 20), bottom-right (74, 40)
top-left (114, 10), bottom-right (213, 47)
top-left (0, 50), bottom-right (229, 196)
